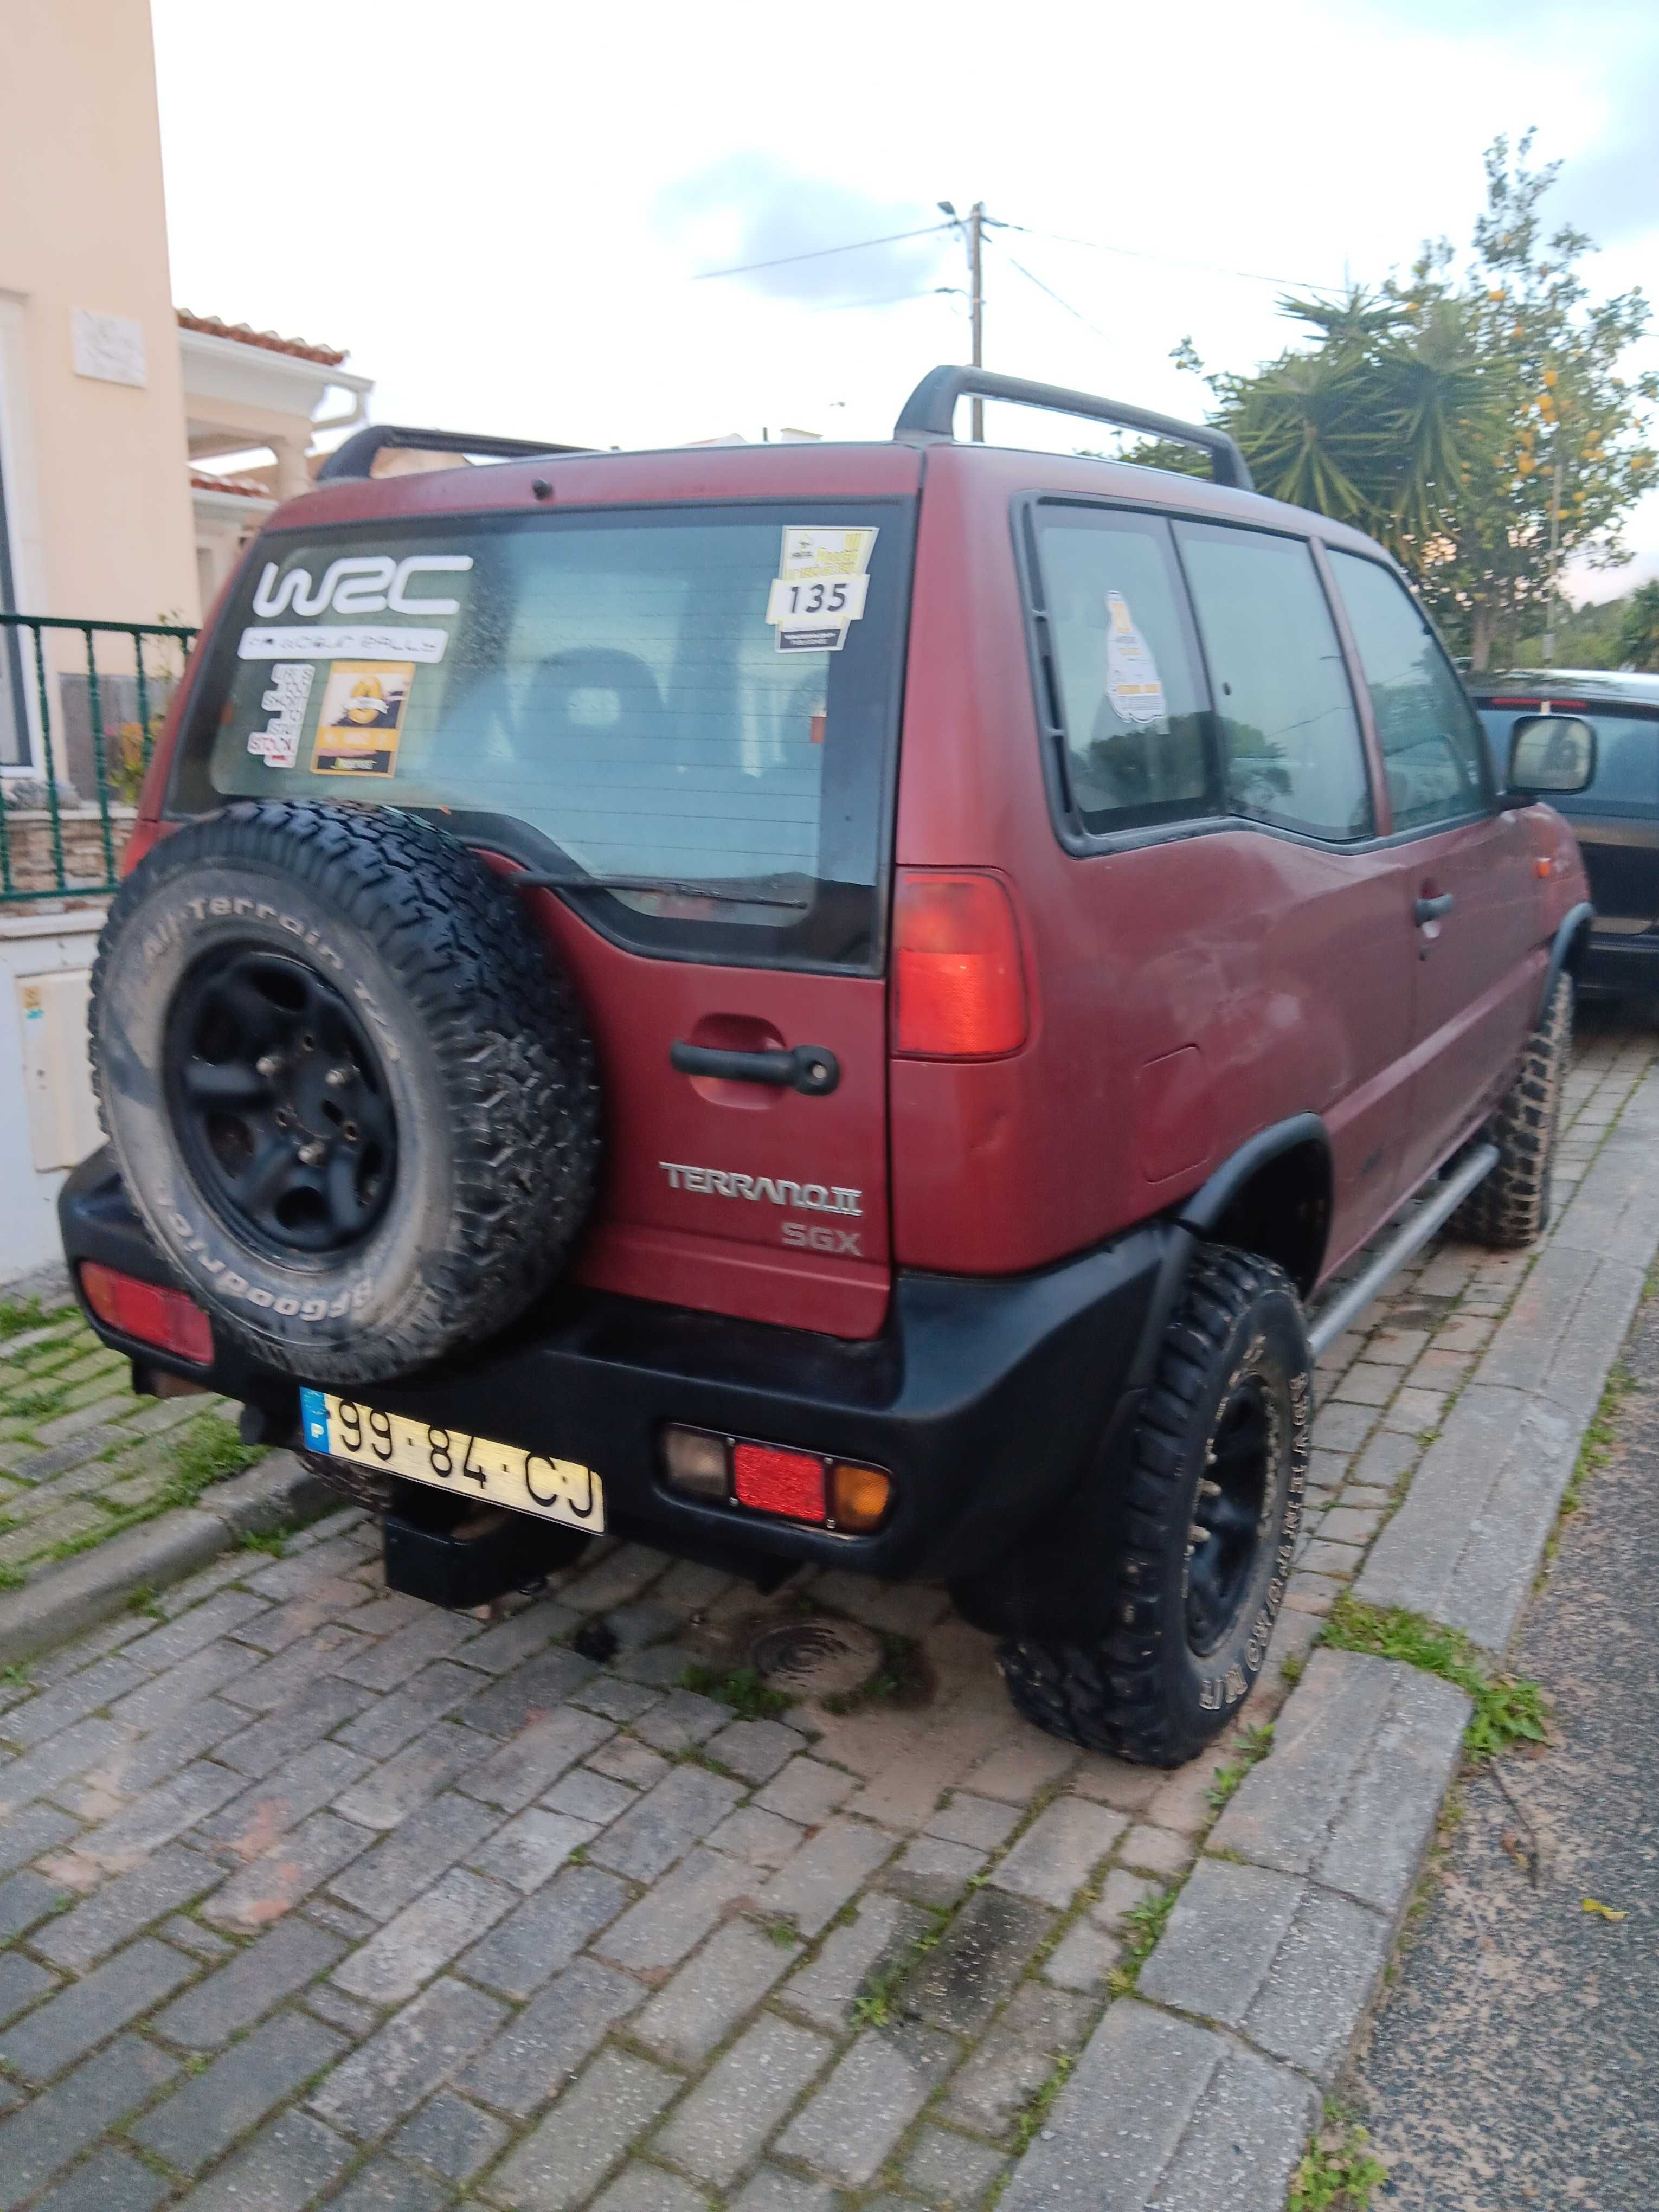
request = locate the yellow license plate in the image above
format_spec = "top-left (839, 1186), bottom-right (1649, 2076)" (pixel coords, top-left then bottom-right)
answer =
top-left (300, 1388), bottom-right (605, 1534)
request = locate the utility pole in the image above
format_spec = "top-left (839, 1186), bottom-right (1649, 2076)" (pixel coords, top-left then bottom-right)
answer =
top-left (968, 202), bottom-right (985, 442)
top-left (939, 201), bottom-right (987, 439)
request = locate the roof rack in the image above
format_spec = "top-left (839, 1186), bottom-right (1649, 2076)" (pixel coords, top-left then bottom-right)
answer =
top-left (893, 366), bottom-right (1253, 492)
top-left (317, 425), bottom-right (590, 483)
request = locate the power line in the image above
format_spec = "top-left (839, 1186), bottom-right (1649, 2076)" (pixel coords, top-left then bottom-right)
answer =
top-left (998, 220), bottom-right (1336, 294)
top-left (692, 222), bottom-right (953, 282)
top-left (996, 244), bottom-right (1113, 346)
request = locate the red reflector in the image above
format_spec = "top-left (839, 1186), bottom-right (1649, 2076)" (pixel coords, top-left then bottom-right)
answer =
top-left (80, 1263), bottom-right (213, 1365)
top-left (893, 871), bottom-right (1027, 1058)
top-left (733, 1442), bottom-right (826, 1523)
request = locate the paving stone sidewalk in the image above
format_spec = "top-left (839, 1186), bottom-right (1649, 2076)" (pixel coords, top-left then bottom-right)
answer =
top-left (0, 1005), bottom-right (1651, 2212)
top-left (0, 1289), bottom-right (257, 1596)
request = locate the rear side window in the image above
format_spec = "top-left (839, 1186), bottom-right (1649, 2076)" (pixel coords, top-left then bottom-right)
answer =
top-left (1029, 506), bottom-right (1214, 834)
top-left (173, 502), bottom-right (910, 972)
top-left (1175, 523), bottom-right (1373, 843)
top-left (1478, 706), bottom-right (1658, 811)
top-left (1328, 552), bottom-right (1489, 832)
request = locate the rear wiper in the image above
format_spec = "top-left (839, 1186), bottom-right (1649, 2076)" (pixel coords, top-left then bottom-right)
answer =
top-left (510, 870), bottom-right (809, 912)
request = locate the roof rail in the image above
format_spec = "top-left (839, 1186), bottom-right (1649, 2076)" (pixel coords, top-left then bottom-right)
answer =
top-left (892, 366), bottom-right (1253, 492)
top-left (316, 425), bottom-right (590, 483)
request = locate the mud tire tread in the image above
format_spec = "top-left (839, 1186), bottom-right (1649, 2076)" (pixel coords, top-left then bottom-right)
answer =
top-left (998, 1245), bottom-right (1304, 1769)
top-left (1449, 972), bottom-right (1572, 1251)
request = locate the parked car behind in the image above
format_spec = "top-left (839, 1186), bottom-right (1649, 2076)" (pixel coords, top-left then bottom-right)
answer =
top-left (1471, 670), bottom-right (1659, 996)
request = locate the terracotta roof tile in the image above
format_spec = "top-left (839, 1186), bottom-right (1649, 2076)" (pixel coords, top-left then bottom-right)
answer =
top-left (177, 308), bottom-right (346, 368)
top-left (189, 468), bottom-right (276, 500)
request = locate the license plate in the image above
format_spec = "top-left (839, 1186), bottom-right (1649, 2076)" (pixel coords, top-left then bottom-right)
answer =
top-left (299, 1388), bottom-right (605, 1534)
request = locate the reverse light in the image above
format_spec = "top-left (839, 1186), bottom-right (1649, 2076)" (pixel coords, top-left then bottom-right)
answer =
top-left (80, 1262), bottom-right (213, 1365)
top-left (661, 1425), bottom-right (893, 1534)
top-left (893, 871), bottom-right (1027, 1058)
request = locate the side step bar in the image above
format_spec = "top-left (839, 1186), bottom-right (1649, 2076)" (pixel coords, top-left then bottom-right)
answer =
top-left (1306, 1143), bottom-right (1499, 1360)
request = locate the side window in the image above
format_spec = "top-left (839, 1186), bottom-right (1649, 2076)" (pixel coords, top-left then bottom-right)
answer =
top-left (1030, 506), bottom-right (1215, 834)
top-left (1174, 523), bottom-right (1373, 843)
top-left (1328, 551), bottom-right (1489, 833)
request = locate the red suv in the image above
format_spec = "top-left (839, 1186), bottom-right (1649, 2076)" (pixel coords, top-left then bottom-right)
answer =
top-left (62, 370), bottom-right (1593, 1765)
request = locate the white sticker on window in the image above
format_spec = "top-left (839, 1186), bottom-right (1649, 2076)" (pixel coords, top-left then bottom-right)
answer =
top-left (766, 526), bottom-right (878, 653)
top-left (1104, 591), bottom-right (1167, 727)
top-left (247, 663), bottom-right (314, 768)
top-left (237, 625), bottom-right (449, 663)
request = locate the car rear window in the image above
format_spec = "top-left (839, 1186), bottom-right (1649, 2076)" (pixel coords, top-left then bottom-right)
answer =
top-left (172, 501), bottom-right (911, 972)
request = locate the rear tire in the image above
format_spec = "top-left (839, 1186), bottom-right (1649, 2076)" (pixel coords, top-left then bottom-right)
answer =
top-left (995, 1246), bottom-right (1310, 1767)
top-left (1450, 972), bottom-right (1571, 1250)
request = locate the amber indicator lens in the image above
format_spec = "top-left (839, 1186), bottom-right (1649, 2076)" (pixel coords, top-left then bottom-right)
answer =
top-left (661, 1425), bottom-right (730, 1500)
top-left (831, 1461), bottom-right (892, 1532)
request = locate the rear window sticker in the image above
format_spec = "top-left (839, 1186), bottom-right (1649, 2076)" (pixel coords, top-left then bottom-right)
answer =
top-left (251, 552), bottom-right (473, 619)
top-left (1104, 591), bottom-right (1167, 727)
top-left (311, 661), bottom-right (414, 778)
top-left (767, 526), bottom-right (878, 653)
top-left (246, 664), bottom-right (314, 769)
top-left (238, 623), bottom-right (449, 664)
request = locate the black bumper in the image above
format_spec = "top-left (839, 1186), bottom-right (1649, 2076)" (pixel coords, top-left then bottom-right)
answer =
top-left (59, 1149), bottom-right (1174, 1585)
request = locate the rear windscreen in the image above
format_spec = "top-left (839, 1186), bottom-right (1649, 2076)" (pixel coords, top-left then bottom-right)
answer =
top-left (172, 500), bottom-right (911, 971)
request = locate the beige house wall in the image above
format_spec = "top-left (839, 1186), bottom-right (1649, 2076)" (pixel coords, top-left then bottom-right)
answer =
top-left (0, 0), bottom-right (199, 629)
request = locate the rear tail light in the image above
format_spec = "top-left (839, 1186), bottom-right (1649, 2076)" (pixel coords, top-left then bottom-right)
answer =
top-left (661, 1425), bottom-right (891, 1534)
top-left (79, 1263), bottom-right (214, 1365)
top-left (892, 871), bottom-right (1027, 1058)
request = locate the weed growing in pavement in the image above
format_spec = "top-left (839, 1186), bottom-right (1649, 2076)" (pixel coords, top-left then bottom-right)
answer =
top-left (1320, 1598), bottom-right (1547, 1759)
top-left (766, 1921), bottom-right (799, 1949)
top-left (1561, 1359), bottom-right (1634, 1521)
top-left (7, 1386), bottom-right (68, 1423)
top-left (1288, 2125), bottom-right (1388, 2210)
top-left (819, 1629), bottom-right (931, 1714)
top-left (239, 1527), bottom-right (290, 1557)
top-left (0, 1563), bottom-right (25, 1591)
top-left (1279, 1651), bottom-right (1306, 1687)
top-left (0, 1296), bottom-right (46, 1341)
top-left (126, 1585), bottom-right (166, 1619)
top-left (1107, 1885), bottom-right (1178, 1995)
top-left (1205, 1721), bottom-right (1275, 1812)
top-left (1012, 2047), bottom-right (1076, 2153)
top-left (678, 1663), bottom-right (792, 1720)
top-left (0, 1661), bottom-right (29, 1687)
top-left (852, 1905), bottom-right (951, 2027)
top-left (168, 1414), bottom-right (261, 1504)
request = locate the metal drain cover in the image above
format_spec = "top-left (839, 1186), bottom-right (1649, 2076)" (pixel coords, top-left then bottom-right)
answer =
top-left (751, 1616), bottom-right (884, 1698)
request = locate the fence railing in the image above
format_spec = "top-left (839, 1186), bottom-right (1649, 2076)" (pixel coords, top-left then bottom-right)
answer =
top-left (0, 614), bottom-right (198, 903)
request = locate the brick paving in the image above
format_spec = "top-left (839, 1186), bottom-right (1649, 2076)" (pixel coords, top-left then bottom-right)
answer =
top-left (0, 1004), bottom-right (1651, 2209)
top-left (0, 1298), bottom-right (253, 1594)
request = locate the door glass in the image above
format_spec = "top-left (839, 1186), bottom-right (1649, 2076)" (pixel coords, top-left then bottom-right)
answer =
top-left (1329, 551), bottom-right (1489, 832)
top-left (1175, 523), bottom-right (1372, 841)
top-left (1030, 506), bottom-right (1214, 833)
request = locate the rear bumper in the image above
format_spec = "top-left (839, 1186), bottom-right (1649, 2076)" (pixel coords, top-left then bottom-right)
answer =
top-left (59, 1148), bottom-right (1172, 1585)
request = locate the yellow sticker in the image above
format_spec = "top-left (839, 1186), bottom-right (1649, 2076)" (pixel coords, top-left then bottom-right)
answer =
top-left (767, 526), bottom-right (878, 653)
top-left (311, 661), bottom-right (414, 778)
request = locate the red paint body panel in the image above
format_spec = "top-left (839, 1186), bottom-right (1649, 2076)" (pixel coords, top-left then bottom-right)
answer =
top-left (130, 433), bottom-right (1591, 1340)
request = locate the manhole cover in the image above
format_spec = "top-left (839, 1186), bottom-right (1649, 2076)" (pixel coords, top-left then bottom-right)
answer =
top-left (751, 1616), bottom-right (884, 1698)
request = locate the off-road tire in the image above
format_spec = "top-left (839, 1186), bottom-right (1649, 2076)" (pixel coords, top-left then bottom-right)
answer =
top-left (996, 1246), bottom-right (1310, 1767)
top-left (90, 800), bottom-right (600, 1383)
top-left (1450, 972), bottom-right (1572, 1250)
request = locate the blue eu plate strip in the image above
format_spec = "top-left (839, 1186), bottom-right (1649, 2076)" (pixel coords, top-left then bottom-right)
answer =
top-left (299, 1388), bottom-right (331, 1452)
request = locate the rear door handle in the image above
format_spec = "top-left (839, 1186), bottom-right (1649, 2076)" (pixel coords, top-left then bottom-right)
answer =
top-left (670, 1041), bottom-right (841, 1096)
top-left (1414, 893), bottom-right (1455, 924)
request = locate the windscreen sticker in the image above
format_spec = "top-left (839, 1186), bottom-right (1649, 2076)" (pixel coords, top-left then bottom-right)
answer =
top-left (238, 624), bottom-right (449, 664)
top-left (1104, 591), bottom-right (1167, 727)
top-left (766, 526), bottom-right (878, 653)
top-left (311, 661), bottom-right (414, 778)
top-left (246, 664), bottom-right (314, 769)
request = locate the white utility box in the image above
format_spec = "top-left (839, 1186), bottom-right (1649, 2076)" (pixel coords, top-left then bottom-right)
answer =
top-left (1, 905), bottom-right (107, 1284)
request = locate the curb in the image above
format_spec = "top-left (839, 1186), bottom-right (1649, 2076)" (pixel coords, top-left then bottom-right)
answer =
top-left (1002, 1058), bottom-right (1659, 2211)
top-left (0, 1448), bottom-right (337, 1667)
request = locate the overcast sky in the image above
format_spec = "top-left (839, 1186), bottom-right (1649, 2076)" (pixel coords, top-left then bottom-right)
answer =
top-left (152, 0), bottom-right (1659, 599)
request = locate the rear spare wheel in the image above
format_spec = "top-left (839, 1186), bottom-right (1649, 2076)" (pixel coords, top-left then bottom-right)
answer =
top-left (89, 800), bottom-right (600, 1383)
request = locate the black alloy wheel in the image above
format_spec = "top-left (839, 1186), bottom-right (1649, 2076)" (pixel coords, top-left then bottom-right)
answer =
top-left (164, 944), bottom-right (396, 1257)
top-left (1186, 1377), bottom-right (1275, 1656)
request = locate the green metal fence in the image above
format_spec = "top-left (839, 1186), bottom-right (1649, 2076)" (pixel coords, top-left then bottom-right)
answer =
top-left (0, 613), bottom-right (198, 902)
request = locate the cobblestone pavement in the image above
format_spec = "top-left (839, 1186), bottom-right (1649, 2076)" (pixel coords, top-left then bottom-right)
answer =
top-left (0, 1300), bottom-right (253, 1594)
top-left (0, 1004), bottom-right (1651, 2212)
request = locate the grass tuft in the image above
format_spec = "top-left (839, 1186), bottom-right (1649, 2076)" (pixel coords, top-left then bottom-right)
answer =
top-left (1320, 1597), bottom-right (1547, 1759)
top-left (1288, 2125), bottom-right (1388, 2210)
top-left (1012, 2048), bottom-right (1076, 2153)
top-left (819, 1629), bottom-right (931, 1715)
top-left (168, 1414), bottom-right (262, 1505)
top-left (678, 1663), bottom-right (792, 1721)
top-left (0, 1296), bottom-right (46, 1342)
top-left (1107, 1885), bottom-right (1178, 1995)
top-left (0, 1562), bottom-right (25, 1592)
top-left (1204, 1721), bottom-right (1274, 1812)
